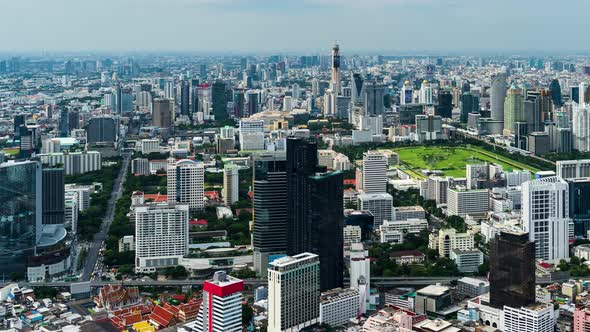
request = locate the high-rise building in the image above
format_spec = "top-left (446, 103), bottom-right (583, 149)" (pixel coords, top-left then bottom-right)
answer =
top-left (331, 44), bottom-right (341, 95)
top-left (419, 80), bottom-right (433, 104)
top-left (490, 72), bottom-right (507, 123)
top-left (569, 178), bottom-right (590, 237)
top-left (0, 160), bottom-right (42, 277)
top-left (460, 92), bottom-right (479, 123)
top-left (268, 253), bottom-right (320, 332)
top-left (134, 204), bottom-right (189, 273)
top-left (167, 159), bottom-right (205, 212)
top-left (87, 116), bottom-right (118, 143)
top-left (550, 78), bottom-right (563, 107)
top-left (362, 151), bottom-right (387, 194)
top-left (59, 108), bottom-right (69, 137)
top-left (42, 167), bottom-right (65, 225)
top-left (435, 90), bottom-right (453, 118)
top-left (212, 80), bottom-right (227, 120)
top-left (573, 103), bottom-right (590, 152)
top-left (502, 303), bottom-right (555, 332)
top-left (37, 151), bottom-right (102, 176)
top-left (357, 193), bottom-right (393, 228)
top-left (503, 86), bottom-right (525, 135)
top-left (522, 176), bottom-right (570, 262)
top-left (349, 243), bottom-right (371, 314)
top-left (364, 81), bottom-right (386, 115)
top-left (246, 90), bottom-right (259, 116)
top-left (351, 73), bottom-right (364, 105)
top-left (180, 80), bottom-right (190, 116)
top-left (197, 271), bottom-right (243, 332)
top-left (400, 80), bottom-right (413, 105)
top-left (152, 98), bottom-right (173, 128)
top-left (222, 164), bottom-right (239, 206)
top-left (557, 160), bottom-right (590, 179)
top-left (286, 137), bottom-right (344, 291)
top-left (253, 158), bottom-right (287, 276)
top-left (489, 230), bottom-right (535, 309)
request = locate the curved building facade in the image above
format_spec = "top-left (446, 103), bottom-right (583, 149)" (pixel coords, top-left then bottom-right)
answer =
top-left (490, 73), bottom-right (507, 125)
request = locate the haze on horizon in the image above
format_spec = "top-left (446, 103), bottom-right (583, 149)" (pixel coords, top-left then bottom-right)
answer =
top-left (1, 0), bottom-right (587, 54)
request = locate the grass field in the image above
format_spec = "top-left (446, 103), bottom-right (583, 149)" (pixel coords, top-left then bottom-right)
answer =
top-left (392, 145), bottom-right (542, 178)
top-left (1, 148), bottom-right (18, 156)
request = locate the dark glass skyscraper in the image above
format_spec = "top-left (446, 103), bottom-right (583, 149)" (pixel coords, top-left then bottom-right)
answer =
top-left (489, 231), bottom-right (535, 309)
top-left (252, 157), bottom-right (287, 276)
top-left (59, 109), bottom-right (69, 137)
top-left (180, 80), bottom-right (190, 116)
top-left (212, 81), bottom-right (227, 121)
top-left (286, 137), bottom-right (344, 291)
top-left (87, 117), bottom-right (118, 143)
top-left (460, 92), bottom-right (479, 123)
top-left (568, 178), bottom-right (590, 236)
top-left (42, 167), bottom-right (65, 225)
top-left (549, 79), bottom-right (563, 107)
top-left (0, 160), bottom-right (42, 277)
top-left (435, 90), bottom-right (453, 118)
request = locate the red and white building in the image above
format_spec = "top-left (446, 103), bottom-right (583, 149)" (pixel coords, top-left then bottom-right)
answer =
top-left (196, 271), bottom-right (243, 332)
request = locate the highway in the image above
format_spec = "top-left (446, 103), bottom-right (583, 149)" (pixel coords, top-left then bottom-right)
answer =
top-left (80, 153), bottom-right (131, 281)
top-left (5, 277), bottom-right (469, 289)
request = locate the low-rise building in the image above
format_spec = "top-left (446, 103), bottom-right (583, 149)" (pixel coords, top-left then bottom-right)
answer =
top-left (319, 288), bottom-right (359, 327)
top-left (456, 277), bottom-right (489, 299)
top-left (450, 249), bottom-right (484, 273)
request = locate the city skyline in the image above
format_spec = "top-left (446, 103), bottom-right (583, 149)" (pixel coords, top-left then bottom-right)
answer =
top-left (2, 0), bottom-right (590, 54)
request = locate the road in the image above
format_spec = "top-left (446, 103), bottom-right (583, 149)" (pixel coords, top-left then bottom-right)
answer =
top-left (6, 277), bottom-right (476, 289)
top-left (80, 153), bottom-right (131, 281)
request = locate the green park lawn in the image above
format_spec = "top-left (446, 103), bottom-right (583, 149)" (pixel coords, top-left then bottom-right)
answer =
top-left (393, 145), bottom-right (541, 178)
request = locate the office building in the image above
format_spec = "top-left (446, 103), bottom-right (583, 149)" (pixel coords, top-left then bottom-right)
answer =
top-left (167, 159), bottom-right (205, 212)
top-left (456, 277), bottom-right (490, 299)
top-left (415, 114), bottom-right (442, 142)
top-left (490, 72), bottom-right (507, 123)
top-left (489, 231), bottom-right (535, 309)
top-left (357, 193), bottom-right (393, 228)
top-left (419, 80), bottom-right (433, 104)
top-left (0, 161), bottom-right (42, 277)
top-left (502, 303), bottom-right (555, 332)
top-left (222, 164), bottom-right (239, 206)
top-left (87, 116), bottom-right (118, 143)
top-left (268, 253), bottom-right (320, 332)
top-left (197, 271), bottom-right (243, 332)
top-left (362, 151), bottom-right (387, 194)
top-left (400, 80), bottom-right (413, 105)
top-left (286, 137), bottom-right (344, 291)
top-left (447, 187), bottom-right (489, 217)
top-left (239, 119), bottom-right (265, 151)
top-left (212, 80), bottom-right (227, 120)
top-left (522, 176), bottom-right (570, 261)
top-left (380, 219), bottom-right (428, 237)
top-left (351, 73), bottom-right (364, 105)
top-left (569, 178), bottom-right (590, 236)
top-left (557, 159), bottom-right (590, 179)
top-left (414, 284), bottom-right (452, 315)
top-left (450, 249), bottom-right (484, 273)
top-left (152, 98), bottom-right (173, 128)
top-left (131, 158), bottom-right (150, 176)
top-left (319, 288), bottom-right (360, 327)
top-left (134, 204), bottom-right (189, 273)
top-left (253, 159), bottom-right (287, 276)
top-left (460, 92), bottom-right (479, 123)
top-left (364, 81), bottom-right (386, 115)
top-left (528, 131), bottom-right (550, 155)
top-left (503, 86), bottom-right (525, 135)
top-left (37, 151), bottom-right (102, 175)
top-left (42, 167), bottom-right (65, 225)
top-left (393, 206), bottom-right (426, 221)
top-left (435, 90), bottom-right (453, 118)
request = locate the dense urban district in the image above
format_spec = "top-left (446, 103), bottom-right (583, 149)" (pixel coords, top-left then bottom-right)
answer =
top-left (3, 46), bottom-right (590, 332)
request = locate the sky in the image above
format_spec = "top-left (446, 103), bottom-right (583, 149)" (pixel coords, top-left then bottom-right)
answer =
top-left (0, 0), bottom-right (588, 54)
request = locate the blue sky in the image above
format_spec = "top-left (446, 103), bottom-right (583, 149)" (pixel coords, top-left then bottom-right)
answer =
top-left (0, 0), bottom-right (587, 54)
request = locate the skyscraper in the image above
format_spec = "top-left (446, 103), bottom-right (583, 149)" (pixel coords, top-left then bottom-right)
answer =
top-left (152, 98), bottom-right (173, 128)
top-left (331, 43), bottom-right (341, 95)
top-left (134, 204), bottom-right (189, 272)
top-left (87, 116), bottom-right (118, 143)
top-left (0, 160), bottom-right (42, 277)
top-left (362, 151), bottom-right (387, 194)
top-left (490, 72), bottom-right (507, 123)
top-left (180, 80), bottom-right (190, 116)
top-left (568, 178), bottom-right (590, 237)
top-left (42, 167), bottom-right (65, 225)
top-left (349, 243), bottom-right (371, 314)
top-left (550, 78), bottom-right (563, 107)
top-left (268, 253), bottom-right (320, 332)
top-left (435, 90), bottom-right (453, 118)
top-left (253, 158), bottom-right (287, 276)
top-left (489, 230), bottom-right (535, 309)
top-left (419, 80), bottom-right (433, 104)
top-left (351, 73), bottom-right (364, 105)
top-left (460, 92), bottom-right (479, 123)
top-left (522, 176), bottom-right (570, 262)
top-left (197, 271), bottom-right (243, 332)
top-left (503, 86), bottom-right (525, 135)
top-left (222, 164), bottom-right (239, 206)
top-left (59, 108), bottom-right (69, 137)
top-left (167, 159), bottom-right (205, 212)
top-left (364, 81), bottom-right (386, 115)
top-left (212, 80), bottom-right (227, 120)
top-left (400, 80), bottom-right (413, 105)
top-left (286, 137), bottom-right (344, 291)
